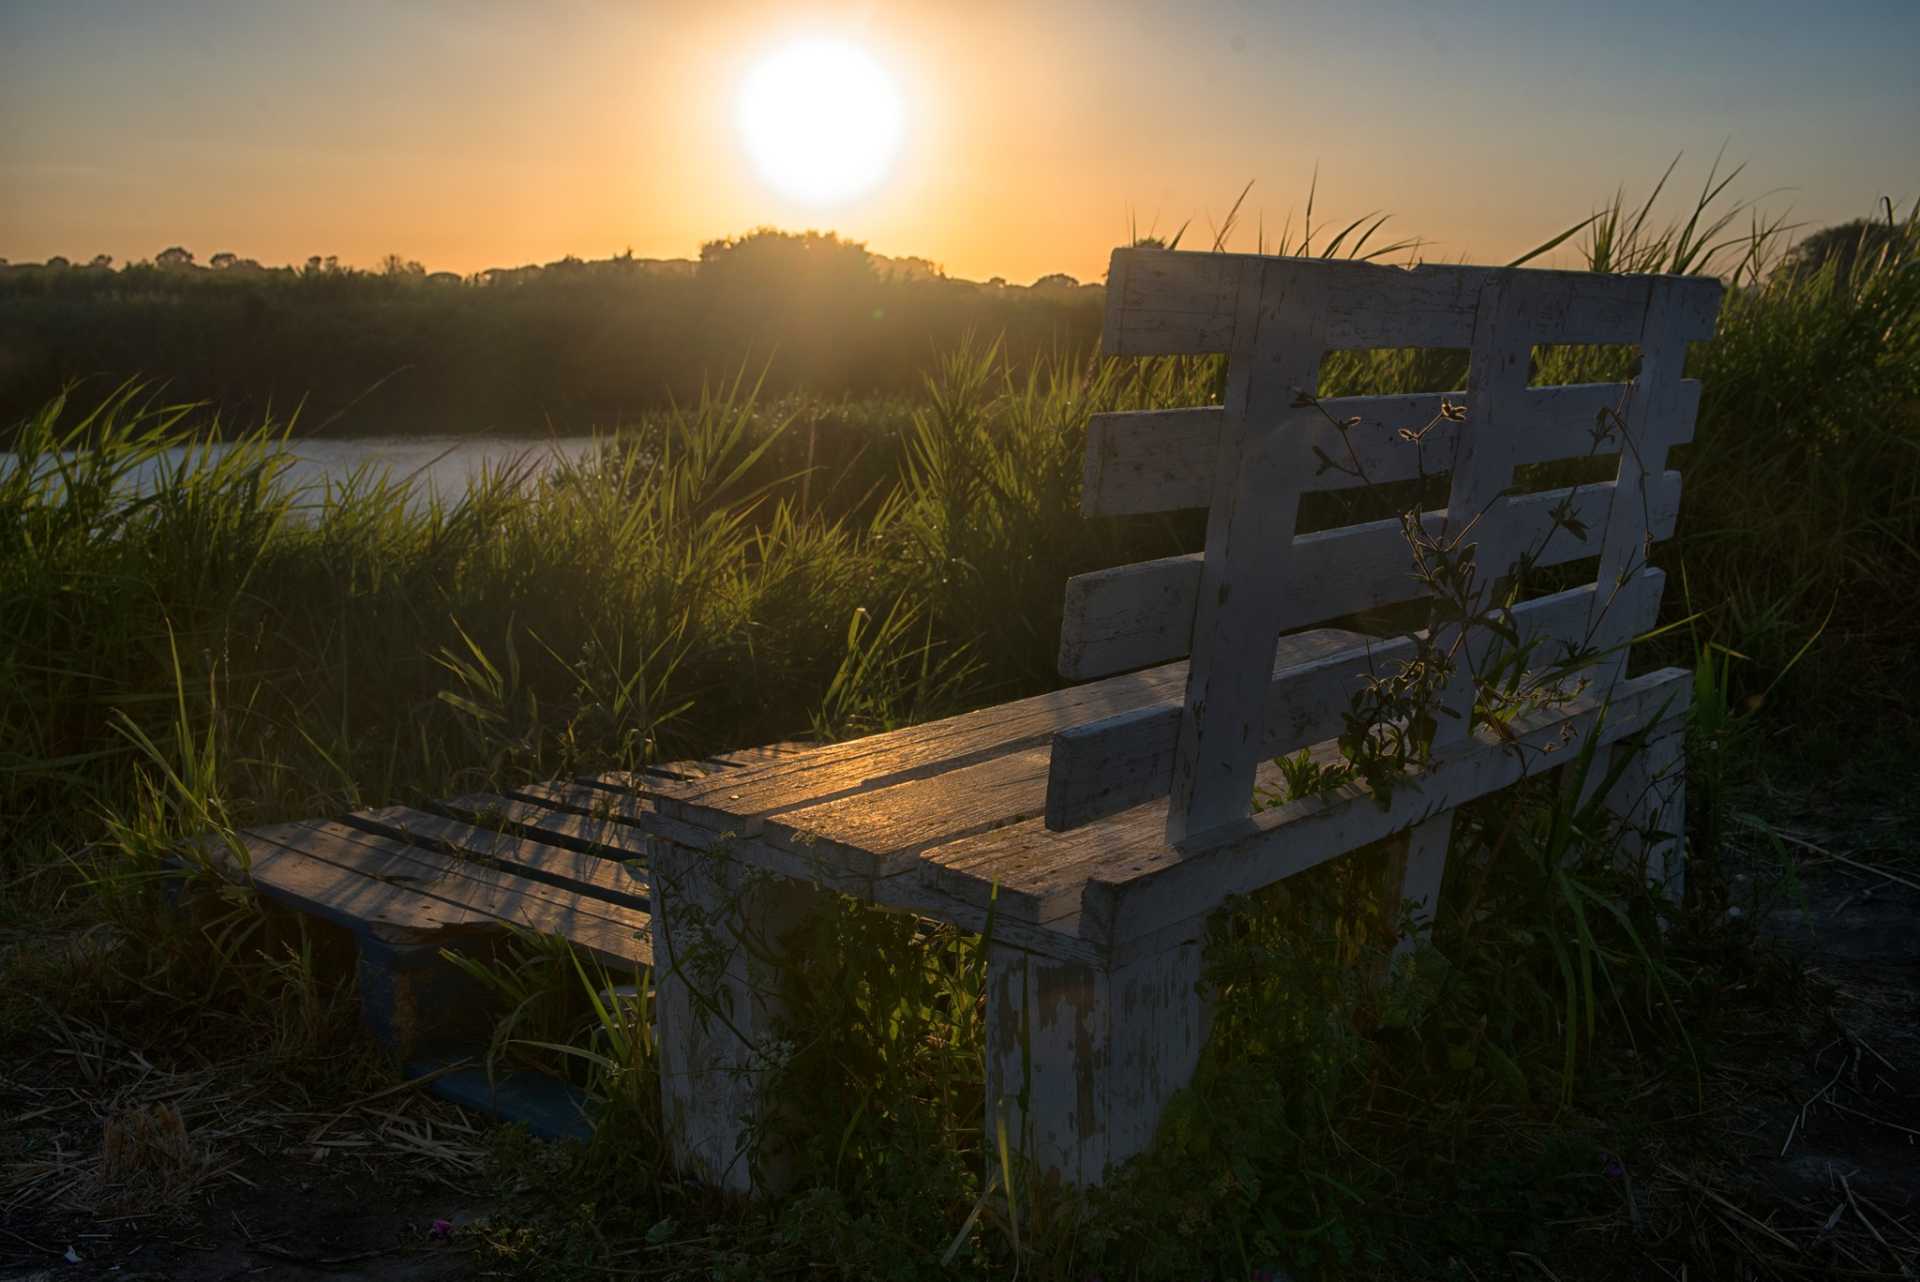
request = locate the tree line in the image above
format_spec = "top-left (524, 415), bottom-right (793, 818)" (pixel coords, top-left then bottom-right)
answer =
top-left (0, 229), bottom-right (1103, 436)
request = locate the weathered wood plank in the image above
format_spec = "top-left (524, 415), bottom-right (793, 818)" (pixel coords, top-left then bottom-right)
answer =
top-left (440, 789), bottom-right (643, 845)
top-left (1165, 257), bottom-right (1325, 838)
top-left (635, 809), bottom-right (1112, 965)
top-left (276, 819), bottom-right (652, 966)
top-left (1586, 275), bottom-right (1706, 685)
top-left (1104, 250), bottom-right (1722, 358)
top-left (345, 804), bottom-right (649, 908)
top-left (240, 820), bottom-right (653, 968)
top-left (1080, 669), bottom-right (1693, 947)
top-left (985, 935), bottom-right (1210, 1186)
top-left (647, 663), bottom-right (1193, 836)
top-left (925, 667), bottom-right (1690, 933)
top-left (930, 743), bottom-right (1337, 924)
top-left (1048, 623), bottom-right (1380, 828)
top-left (1079, 380), bottom-right (1701, 516)
top-left (1061, 471), bottom-right (1681, 678)
top-left (215, 824), bottom-right (500, 941)
top-left (650, 839), bottom-right (821, 1194)
top-left (763, 746), bottom-right (1051, 871)
top-left (1394, 271), bottom-right (1536, 959)
top-left (1592, 714), bottom-right (1689, 900)
top-left (1081, 407), bottom-right (1222, 516)
top-left (1046, 568), bottom-right (1665, 829)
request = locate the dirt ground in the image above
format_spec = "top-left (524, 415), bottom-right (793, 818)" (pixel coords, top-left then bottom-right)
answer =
top-left (1707, 804), bottom-right (1920, 1275)
top-left (1, 1050), bottom-right (503, 1281)
top-left (3, 798), bottom-right (1915, 1281)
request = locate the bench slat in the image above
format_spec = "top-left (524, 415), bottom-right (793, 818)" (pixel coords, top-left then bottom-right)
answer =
top-left (1104, 250), bottom-right (1722, 356)
top-left (639, 629), bottom-right (1366, 860)
top-left (346, 805), bottom-right (649, 908)
top-left (762, 745), bottom-right (1052, 870)
top-left (1060, 470), bottom-right (1681, 679)
top-left (646, 663), bottom-right (1193, 834)
top-left (218, 823), bottom-right (502, 938)
top-left (1043, 624), bottom-right (1371, 829)
top-left (1586, 276), bottom-right (1704, 684)
top-left (1082, 380), bottom-right (1700, 516)
top-left (437, 790), bottom-right (651, 867)
top-left (925, 667), bottom-right (1691, 937)
top-left (1046, 568), bottom-right (1665, 828)
top-left (1077, 668), bottom-right (1692, 947)
top-left (239, 820), bottom-right (653, 968)
top-left (924, 744), bottom-right (1339, 925)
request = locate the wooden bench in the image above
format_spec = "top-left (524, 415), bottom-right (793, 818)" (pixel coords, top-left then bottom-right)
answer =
top-left (622, 248), bottom-right (1723, 1191)
top-left (200, 747), bottom-right (802, 1136)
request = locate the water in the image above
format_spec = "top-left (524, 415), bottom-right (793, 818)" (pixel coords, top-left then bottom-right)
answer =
top-left (8, 434), bottom-right (604, 510)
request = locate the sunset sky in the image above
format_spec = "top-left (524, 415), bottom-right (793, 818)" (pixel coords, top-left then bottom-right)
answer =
top-left (3, 0), bottom-right (1916, 284)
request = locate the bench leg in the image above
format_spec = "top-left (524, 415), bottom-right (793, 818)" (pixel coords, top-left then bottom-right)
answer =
top-left (1591, 719), bottom-right (1687, 900)
top-left (354, 927), bottom-right (494, 1061)
top-left (1389, 814), bottom-right (1455, 958)
top-left (648, 839), bottom-right (819, 1195)
top-left (984, 935), bottom-right (1211, 1186)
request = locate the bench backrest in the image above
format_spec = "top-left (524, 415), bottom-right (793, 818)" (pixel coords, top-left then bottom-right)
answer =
top-left (1050, 248), bottom-right (1722, 843)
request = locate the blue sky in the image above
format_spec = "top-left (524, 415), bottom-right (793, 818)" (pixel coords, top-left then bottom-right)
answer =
top-left (3, 0), bottom-right (1914, 280)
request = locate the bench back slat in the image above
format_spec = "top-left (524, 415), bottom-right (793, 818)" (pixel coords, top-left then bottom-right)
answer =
top-left (1106, 252), bottom-right (1720, 356)
top-left (1081, 380), bottom-right (1701, 517)
top-left (1057, 248), bottom-right (1721, 842)
top-left (1046, 568), bottom-right (1667, 829)
top-left (1061, 470), bottom-right (1682, 679)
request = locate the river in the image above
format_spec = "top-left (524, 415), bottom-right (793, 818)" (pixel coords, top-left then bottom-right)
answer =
top-left (8, 434), bottom-right (605, 510)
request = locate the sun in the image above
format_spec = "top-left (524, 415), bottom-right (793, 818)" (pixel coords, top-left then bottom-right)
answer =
top-left (736, 38), bottom-right (905, 205)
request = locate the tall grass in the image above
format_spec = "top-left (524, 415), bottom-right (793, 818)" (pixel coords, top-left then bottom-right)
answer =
top-left (4, 179), bottom-right (1916, 1279)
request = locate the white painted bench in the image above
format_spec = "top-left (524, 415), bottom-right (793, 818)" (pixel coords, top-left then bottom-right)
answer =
top-left (613, 248), bottom-right (1722, 1191)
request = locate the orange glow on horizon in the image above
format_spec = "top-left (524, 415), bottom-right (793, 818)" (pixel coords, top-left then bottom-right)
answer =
top-left (1, 1), bottom-right (1912, 284)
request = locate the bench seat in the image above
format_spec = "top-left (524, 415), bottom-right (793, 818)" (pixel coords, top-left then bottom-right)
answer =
top-left (629, 249), bottom-right (1718, 1192)
top-left (625, 649), bottom-right (1690, 1189)
top-left (198, 748), bottom-right (805, 1063)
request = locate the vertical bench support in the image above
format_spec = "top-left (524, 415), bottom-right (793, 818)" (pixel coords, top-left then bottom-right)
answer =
top-left (648, 838), bottom-right (820, 1194)
top-left (1594, 718), bottom-right (1688, 900)
top-left (1391, 275), bottom-right (1532, 950)
top-left (1578, 276), bottom-right (1697, 909)
top-left (1170, 263), bottom-right (1328, 841)
top-left (984, 933), bottom-right (1211, 1185)
top-left (355, 926), bottom-right (495, 1061)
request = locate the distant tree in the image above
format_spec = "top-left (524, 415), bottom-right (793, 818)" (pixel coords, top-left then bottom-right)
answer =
top-left (425, 271), bottom-right (463, 287)
top-left (699, 228), bottom-right (875, 293)
top-left (1030, 272), bottom-right (1079, 290)
top-left (210, 251), bottom-right (239, 270)
top-left (985, 276), bottom-right (1006, 288)
top-left (45, 255), bottom-right (71, 269)
top-left (88, 253), bottom-right (113, 269)
top-left (380, 253), bottom-right (426, 278)
top-left (1779, 217), bottom-right (1911, 287)
top-left (155, 246), bottom-right (195, 269)
top-left (876, 255), bottom-right (944, 282)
